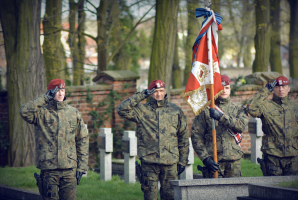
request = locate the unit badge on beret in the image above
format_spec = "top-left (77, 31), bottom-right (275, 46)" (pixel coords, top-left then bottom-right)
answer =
top-left (279, 80), bottom-right (282, 85)
top-left (222, 81), bottom-right (226, 86)
top-left (157, 83), bottom-right (160, 88)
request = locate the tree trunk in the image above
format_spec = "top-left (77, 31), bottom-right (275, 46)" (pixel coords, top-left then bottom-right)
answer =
top-left (97, 0), bottom-right (109, 73)
top-left (183, 0), bottom-right (199, 86)
top-left (288, 0), bottom-right (298, 78)
top-left (148, 0), bottom-right (179, 99)
top-left (43, 0), bottom-right (65, 84)
top-left (0, 0), bottom-right (45, 167)
top-left (68, 0), bottom-right (79, 85)
top-left (111, 1), bottom-right (132, 71)
top-left (269, 0), bottom-right (282, 74)
top-left (172, 33), bottom-right (181, 89)
top-left (252, 0), bottom-right (271, 72)
top-left (78, 0), bottom-right (86, 85)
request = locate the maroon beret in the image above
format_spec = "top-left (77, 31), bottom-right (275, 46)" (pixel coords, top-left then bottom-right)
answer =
top-left (221, 75), bottom-right (231, 86)
top-left (275, 76), bottom-right (289, 86)
top-left (148, 80), bottom-right (165, 90)
top-left (47, 79), bottom-right (65, 90)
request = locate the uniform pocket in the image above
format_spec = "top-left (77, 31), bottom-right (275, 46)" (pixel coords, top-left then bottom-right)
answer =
top-left (169, 146), bottom-right (179, 156)
top-left (37, 152), bottom-right (56, 162)
top-left (67, 152), bottom-right (77, 161)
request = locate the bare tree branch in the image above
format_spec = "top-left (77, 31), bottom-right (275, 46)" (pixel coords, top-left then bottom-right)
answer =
top-left (41, 27), bottom-right (97, 41)
top-left (86, 0), bottom-right (97, 10)
top-left (106, 4), bottom-right (155, 65)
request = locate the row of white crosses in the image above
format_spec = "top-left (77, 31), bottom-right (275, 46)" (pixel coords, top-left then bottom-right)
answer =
top-left (98, 128), bottom-right (195, 184)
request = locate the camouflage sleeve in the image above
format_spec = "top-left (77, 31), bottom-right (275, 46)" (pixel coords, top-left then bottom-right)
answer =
top-left (19, 94), bottom-right (49, 125)
top-left (219, 106), bottom-right (249, 133)
top-left (177, 110), bottom-right (190, 166)
top-left (246, 87), bottom-right (271, 118)
top-left (191, 112), bottom-right (210, 161)
top-left (116, 92), bottom-right (146, 123)
top-left (75, 111), bottom-right (89, 173)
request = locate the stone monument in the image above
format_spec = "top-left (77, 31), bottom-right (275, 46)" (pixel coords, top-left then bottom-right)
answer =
top-left (83, 124), bottom-right (88, 177)
top-left (98, 128), bottom-right (113, 181)
top-left (122, 131), bottom-right (137, 184)
top-left (180, 138), bottom-right (194, 180)
top-left (248, 117), bottom-right (263, 164)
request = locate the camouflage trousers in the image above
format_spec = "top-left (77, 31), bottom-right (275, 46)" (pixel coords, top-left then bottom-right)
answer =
top-left (218, 159), bottom-right (241, 178)
top-left (263, 154), bottom-right (298, 176)
top-left (141, 162), bottom-right (177, 200)
top-left (41, 168), bottom-right (77, 200)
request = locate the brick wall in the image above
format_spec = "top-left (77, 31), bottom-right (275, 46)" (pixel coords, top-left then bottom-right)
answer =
top-left (1, 81), bottom-right (298, 168)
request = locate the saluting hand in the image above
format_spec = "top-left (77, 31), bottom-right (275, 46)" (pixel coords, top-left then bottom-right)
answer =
top-left (141, 88), bottom-right (156, 99)
top-left (265, 80), bottom-right (277, 92)
top-left (45, 86), bottom-right (59, 101)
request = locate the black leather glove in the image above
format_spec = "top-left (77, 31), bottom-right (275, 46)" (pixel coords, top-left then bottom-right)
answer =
top-left (45, 86), bottom-right (59, 101)
top-left (177, 164), bottom-right (186, 175)
top-left (209, 108), bottom-right (223, 121)
top-left (141, 88), bottom-right (156, 98)
top-left (203, 157), bottom-right (219, 173)
top-left (265, 80), bottom-right (277, 92)
top-left (76, 171), bottom-right (84, 185)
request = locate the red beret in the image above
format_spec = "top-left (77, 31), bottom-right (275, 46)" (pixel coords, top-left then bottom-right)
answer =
top-left (47, 79), bottom-right (65, 90)
top-left (221, 75), bottom-right (231, 86)
top-left (148, 80), bottom-right (165, 90)
top-left (275, 76), bottom-right (289, 86)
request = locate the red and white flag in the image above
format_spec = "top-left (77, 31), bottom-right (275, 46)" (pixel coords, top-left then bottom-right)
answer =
top-left (184, 9), bottom-right (223, 115)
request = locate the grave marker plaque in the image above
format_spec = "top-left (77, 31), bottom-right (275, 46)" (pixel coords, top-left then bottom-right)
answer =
top-left (122, 140), bottom-right (130, 153)
top-left (98, 136), bottom-right (105, 149)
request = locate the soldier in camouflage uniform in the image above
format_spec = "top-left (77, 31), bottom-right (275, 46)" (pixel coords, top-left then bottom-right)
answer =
top-left (246, 76), bottom-right (298, 176)
top-left (19, 79), bottom-right (89, 200)
top-left (116, 80), bottom-right (189, 200)
top-left (191, 75), bottom-right (249, 178)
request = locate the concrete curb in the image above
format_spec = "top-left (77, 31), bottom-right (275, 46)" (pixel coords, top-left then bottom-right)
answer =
top-left (0, 184), bottom-right (42, 200)
top-left (248, 183), bottom-right (298, 200)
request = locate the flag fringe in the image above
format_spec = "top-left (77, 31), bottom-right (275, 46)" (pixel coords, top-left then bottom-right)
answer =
top-left (184, 89), bottom-right (224, 116)
top-left (183, 84), bottom-right (209, 97)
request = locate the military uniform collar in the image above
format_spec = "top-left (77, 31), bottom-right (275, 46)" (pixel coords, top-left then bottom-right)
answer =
top-left (149, 94), bottom-right (168, 108)
top-left (215, 96), bottom-right (230, 105)
top-left (49, 97), bottom-right (67, 110)
top-left (273, 94), bottom-right (289, 105)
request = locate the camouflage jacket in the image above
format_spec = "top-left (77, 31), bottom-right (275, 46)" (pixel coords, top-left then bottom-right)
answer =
top-left (246, 87), bottom-right (298, 157)
top-left (191, 97), bottom-right (248, 162)
top-left (19, 94), bottom-right (89, 173)
top-left (116, 93), bottom-right (189, 166)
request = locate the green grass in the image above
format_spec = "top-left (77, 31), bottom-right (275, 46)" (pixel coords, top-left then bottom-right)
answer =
top-left (0, 158), bottom-right (263, 199)
top-left (0, 166), bottom-right (143, 200)
top-left (192, 157), bottom-right (263, 177)
top-left (0, 165), bottom-right (39, 193)
top-left (278, 180), bottom-right (298, 189)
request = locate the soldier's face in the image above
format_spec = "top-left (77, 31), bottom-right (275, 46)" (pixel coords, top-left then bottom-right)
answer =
top-left (151, 88), bottom-right (166, 100)
top-left (273, 85), bottom-right (290, 98)
top-left (220, 85), bottom-right (231, 99)
top-left (54, 89), bottom-right (65, 102)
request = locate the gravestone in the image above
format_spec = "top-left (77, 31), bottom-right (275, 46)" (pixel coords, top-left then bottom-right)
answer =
top-left (180, 138), bottom-right (194, 180)
top-left (83, 124), bottom-right (88, 177)
top-left (122, 131), bottom-right (137, 184)
top-left (248, 118), bottom-right (263, 164)
top-left (98, 128), bottom-right (113, 181)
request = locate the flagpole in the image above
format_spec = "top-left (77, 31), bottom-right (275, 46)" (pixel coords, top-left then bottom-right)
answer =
top-left (205, 0), bottom-right (218, 179)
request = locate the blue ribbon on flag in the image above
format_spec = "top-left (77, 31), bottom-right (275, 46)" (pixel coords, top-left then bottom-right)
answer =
top-left (191, 8), bottom-right (223, 66)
